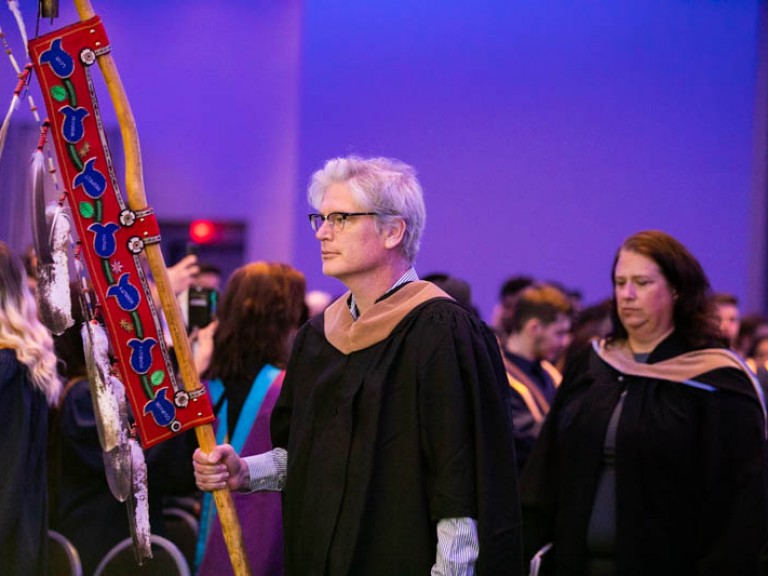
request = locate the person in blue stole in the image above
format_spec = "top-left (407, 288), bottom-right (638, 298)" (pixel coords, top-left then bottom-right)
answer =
top-left (193, 262), bottom-right (306, 576)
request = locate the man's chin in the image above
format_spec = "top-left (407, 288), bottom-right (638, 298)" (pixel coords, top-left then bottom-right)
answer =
top-left (321, 263), bottom-right (341, 279)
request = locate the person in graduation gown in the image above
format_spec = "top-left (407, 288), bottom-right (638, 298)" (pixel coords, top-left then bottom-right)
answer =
top-left (193, 156), bottom-right (523, 575)
top-left (0, 242), bottom-right (62, 575)
top-left (521, 230), bottom-right (768, 576)
top-left (501, 282), bottom-right (573, 473)
top-left (194, 261), bottom-right (306, 576)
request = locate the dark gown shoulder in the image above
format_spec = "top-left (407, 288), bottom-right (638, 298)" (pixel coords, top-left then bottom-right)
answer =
top-left (0, 348), bottom-right (20, 381)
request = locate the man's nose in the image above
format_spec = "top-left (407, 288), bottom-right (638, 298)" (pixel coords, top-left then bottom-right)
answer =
top-left (315, 220), bottom-right (333, 239)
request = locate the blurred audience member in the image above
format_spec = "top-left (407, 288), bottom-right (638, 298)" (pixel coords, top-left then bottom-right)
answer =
top-left (146, 253), bottom-right (200, 338)
top-left (712, 292), bottom-right (741, 349)
top-left (195, 262), bottom-right (306, 576)
top-left (423, 272), bottom-right (479, 315)
top-left (737, 313), bottom-right (768, 360)
top-left (491, 275), bottom-right (535, 338)
top-left (748, 335), bottom-right (768, 400)
top-left (559, 298), bottom-right (613, 374)
top-left (149, 253), bottom-right (200, 313)
top-left (195, 262), bottom-right (223, 291)
top-left (305, 289), bottom-right (333, 319)
top-left (0, 242), bottom-right (61, 575)
top-left (749, 335), bottom-right (768, 371)
top-left (22, 245), bottom-right (39, 293)
top-left (501, 283), bottom-right (572, 472)
top-left (547, 280), bottom-right (584, 316)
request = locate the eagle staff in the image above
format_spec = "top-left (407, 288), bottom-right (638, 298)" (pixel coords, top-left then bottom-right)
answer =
top-left (67, 1), bottom-right (251, 573)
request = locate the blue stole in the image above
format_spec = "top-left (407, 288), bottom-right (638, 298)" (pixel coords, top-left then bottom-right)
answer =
top-left (194, 364), bottom-right (282, 571)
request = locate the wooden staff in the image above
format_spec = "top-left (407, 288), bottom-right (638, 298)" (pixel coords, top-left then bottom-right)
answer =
top-left (70, 1), bottom-right (252, 574)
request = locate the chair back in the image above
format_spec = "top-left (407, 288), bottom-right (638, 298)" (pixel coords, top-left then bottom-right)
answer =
top-left (48, 529), bottom-right (83, 576)
top-left (163, 506), bottom-right (199, 571)
top-left (93, 534), bottom-right (191, 576)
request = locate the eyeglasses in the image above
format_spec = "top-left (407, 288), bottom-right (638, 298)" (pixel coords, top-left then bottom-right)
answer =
top-left (308, 212), bottom-right (379, 232)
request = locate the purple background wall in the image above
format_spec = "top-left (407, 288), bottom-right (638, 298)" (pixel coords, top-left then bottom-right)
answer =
top-left (1, 1), bottom-right (763, 321)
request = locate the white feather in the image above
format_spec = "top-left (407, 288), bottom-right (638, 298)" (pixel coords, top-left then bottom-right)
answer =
top-left (0, 94), bottom-right (19, 161)
top-left (35, 199), bottom-right (73, 335)
top-left (7, 1), bottom-right (28, 55)
top-left (46, 203), bottom-right (72, 320)
top-left (47, 203), bottom-right (70, 250)
top-left (130, 439), bottom-right (153, 563)
top-left (82, 322), bottom-right (122, 451)
top-left (102, 374), bottom-right (133, 502)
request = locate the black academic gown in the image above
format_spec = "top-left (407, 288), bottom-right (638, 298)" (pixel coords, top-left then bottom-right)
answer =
top-left (0, 349), bottom-right (50, 576)
top-left (271, 281), bottom-right (523, 576)
top-left (521, 332), bottom-right (768, 576)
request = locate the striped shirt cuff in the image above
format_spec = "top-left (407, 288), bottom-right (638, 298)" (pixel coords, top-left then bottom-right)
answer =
top-left (244, 447), bottom-right (287, 492)
top-left (432, 517), bottom-right (479, 575)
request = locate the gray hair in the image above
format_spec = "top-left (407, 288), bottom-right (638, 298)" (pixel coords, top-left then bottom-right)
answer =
top-left (308, 156), bottom-right (426, 263)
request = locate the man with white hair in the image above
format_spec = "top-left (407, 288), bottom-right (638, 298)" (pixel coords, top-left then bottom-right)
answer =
top-left (193, 156), bottom-right (522, 575)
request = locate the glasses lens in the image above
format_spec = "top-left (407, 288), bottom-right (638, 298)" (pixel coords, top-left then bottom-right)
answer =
top-left (309, 214), bottom-right (322, 231)
top-left (328, 213), bottom-right (345, 230)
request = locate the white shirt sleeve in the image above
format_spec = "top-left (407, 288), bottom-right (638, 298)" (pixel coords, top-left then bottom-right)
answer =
top-left (243, 447), bottom-right (287, 492)
top-left (431, 517), bottom-right (479, 576)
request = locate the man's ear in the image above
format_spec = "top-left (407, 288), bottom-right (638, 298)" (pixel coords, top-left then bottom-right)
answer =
top-left (523, 317), bottom-right (542, 337)
top-left (383, 217), bottom-right (406, 249)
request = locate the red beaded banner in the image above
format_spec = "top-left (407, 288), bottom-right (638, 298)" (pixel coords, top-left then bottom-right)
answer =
top-left (29, 17), bottom-right (214, 448)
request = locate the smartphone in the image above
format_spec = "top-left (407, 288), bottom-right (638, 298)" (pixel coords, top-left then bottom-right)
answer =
top-left (187, 286), bottom-right (217, 332)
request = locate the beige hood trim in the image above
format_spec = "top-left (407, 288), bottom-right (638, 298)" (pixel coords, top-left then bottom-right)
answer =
top-left (324, 281), bottom-right (451, 354)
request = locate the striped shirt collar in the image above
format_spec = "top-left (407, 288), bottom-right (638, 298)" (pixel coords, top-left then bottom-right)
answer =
top-left (348, 267), bottom-right (419, 320)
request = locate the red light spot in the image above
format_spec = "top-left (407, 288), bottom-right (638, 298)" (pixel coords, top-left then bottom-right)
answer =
top-left (189, 220), bottom-right (217, 244)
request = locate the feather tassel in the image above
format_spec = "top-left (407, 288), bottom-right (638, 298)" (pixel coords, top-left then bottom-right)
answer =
top-left (6, 1), bottom-right (28, 55)
top-left (32, 150), bottom-right (74, 334)
top-left (0, 92), bottom-right (19, 161)
top-left (36, 207), bottom-right (73, 334)
top-left (102, 373), bottom-right (132, 502)
top-left (30, 150), bottom-right (51, 262)
top-left (128, 439), bottom-right (153, 563)
top-left (82, 321), bottom-right (123, 452)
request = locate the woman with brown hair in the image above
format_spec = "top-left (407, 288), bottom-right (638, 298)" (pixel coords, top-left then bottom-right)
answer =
top-left (521, 230), bottom-right (767, 575)
top-left (194, 261), bottom-right (305, 576)
top-left (0, 241), bottom-right (61, 575)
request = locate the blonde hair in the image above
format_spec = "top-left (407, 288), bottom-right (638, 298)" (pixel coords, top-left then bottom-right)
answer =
top-left (0, 243), bottom-right (61, 405)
